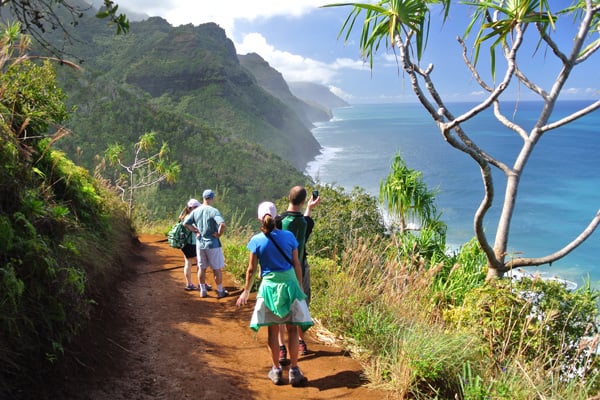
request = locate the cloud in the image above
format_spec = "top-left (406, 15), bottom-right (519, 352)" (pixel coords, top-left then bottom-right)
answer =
top-left (116, 0), bottom-right (328, 35)
top-left (237, 33), bottom-right (368, 85)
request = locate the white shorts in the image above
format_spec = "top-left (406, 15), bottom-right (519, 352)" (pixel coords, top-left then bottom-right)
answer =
top-left (197, 247), bottom-right (225, 270)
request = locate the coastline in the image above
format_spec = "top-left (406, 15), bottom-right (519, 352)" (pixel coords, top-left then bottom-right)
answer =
top-left (305, 102), bottom-right (600, 289)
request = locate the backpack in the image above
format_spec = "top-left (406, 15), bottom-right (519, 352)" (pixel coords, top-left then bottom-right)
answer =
top-left (167, 221), bottom-right (191, 249)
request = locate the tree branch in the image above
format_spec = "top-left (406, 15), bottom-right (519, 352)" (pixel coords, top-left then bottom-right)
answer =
top-left (540, 100), bottom-right (600, 133)
top-left (510, 209), bottom-right (600, 267)
top-left (492, 101), bottom-right (529, 141)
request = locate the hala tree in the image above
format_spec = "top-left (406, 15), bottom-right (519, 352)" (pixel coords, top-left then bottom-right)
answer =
top-left (380, 153), bottom-right (442, 235)
top-left (326, 0), bottom-right (600, 280)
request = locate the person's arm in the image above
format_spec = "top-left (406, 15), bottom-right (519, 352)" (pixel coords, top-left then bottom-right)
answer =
top-left (214, 222), bottom-right (226, 238)
top-left (304, 195), bottom-right (320, 217)
top-left (236, 252), bottom-right (258, 306)
top-left (183, 215), bottom-right (199, 235)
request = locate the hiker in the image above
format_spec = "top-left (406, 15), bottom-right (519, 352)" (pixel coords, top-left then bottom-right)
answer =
top-left (276, 186), bottom-right (320, 364)
top-left (236, 201), bottom-right (313, 386)
top-left (178, 198), bottom-right (210, 291)
top-left (183, 189), bottom-right (228, 298)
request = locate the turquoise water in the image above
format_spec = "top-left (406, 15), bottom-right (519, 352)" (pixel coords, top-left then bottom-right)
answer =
top-left (306, 101), bottom-right (600, 287)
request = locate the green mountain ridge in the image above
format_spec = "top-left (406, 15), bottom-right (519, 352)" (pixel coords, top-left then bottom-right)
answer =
top-left (38, 14), bottom-right (346, 222)
top-left (238, 52), bottom-right (334, 127)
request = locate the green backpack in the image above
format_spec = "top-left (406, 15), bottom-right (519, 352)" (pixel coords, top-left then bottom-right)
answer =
top-left (167, 221), bottom-right (191, 249)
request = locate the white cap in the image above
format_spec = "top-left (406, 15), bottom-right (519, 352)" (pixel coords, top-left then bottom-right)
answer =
top-left (187, 198), bottom-right (201, 208)
top-left (257, 202), bottom-right (277, 221)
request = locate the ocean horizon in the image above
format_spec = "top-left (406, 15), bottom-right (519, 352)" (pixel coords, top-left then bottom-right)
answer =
top-left (306, 101), bottom-right (600, 288)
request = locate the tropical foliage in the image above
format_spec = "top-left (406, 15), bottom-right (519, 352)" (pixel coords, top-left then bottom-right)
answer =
top-left (0, 25), bottom-right (134, 396)
top-left (100, 131), bottom-right (181, 217)
top-left (326, 0), bottom-right (600, 279)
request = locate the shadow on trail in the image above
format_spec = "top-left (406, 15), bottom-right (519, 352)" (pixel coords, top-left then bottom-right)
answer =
top-left (306, 369), bottom-right (371, 391)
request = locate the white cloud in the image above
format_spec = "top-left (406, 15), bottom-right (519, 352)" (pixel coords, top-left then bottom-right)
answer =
top-left (328, 85), bottom-right (351, 100)
top-left (116, 0), bottom-right (328, 35)
top-left (237, 33), bottom-right (367, 85)
top-left (564, 87), bottom-right (580, 95)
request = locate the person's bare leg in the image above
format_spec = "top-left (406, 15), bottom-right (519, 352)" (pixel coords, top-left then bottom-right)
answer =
top-left (278, 325), bottom-right (286, 347)
top-left (197, 266), bottom-right (207, 286)
top-left (286, 324), bottom-right (299, 367)
top-left (268, 325), bottom-right (281, 367)
top-left (213, 268), bottom-right (223, 287)
top-left (184, 257), bottom-right (193, 286)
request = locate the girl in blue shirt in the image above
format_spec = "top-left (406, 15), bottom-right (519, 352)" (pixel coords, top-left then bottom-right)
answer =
top-left (236, 202), bottom-right (312, 386)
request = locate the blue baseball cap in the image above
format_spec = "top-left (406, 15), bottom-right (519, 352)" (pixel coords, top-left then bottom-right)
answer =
top-left (202, 189), bottom-right (215, 199)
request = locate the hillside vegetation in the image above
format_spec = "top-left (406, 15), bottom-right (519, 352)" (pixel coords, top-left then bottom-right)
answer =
top-left (0, 26), bottom-right (135, 396)
top-left (46, 15), bottom-right (332, 225)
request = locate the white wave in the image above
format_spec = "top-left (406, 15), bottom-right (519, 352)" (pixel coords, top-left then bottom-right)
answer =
top-left (304, 146), bottom-right (343, 180)
top-left (507, 268), bottom-right (578, 291)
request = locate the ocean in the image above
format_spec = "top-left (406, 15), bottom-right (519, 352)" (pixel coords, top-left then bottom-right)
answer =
top-left (306, 101), bottom-right (600, 288)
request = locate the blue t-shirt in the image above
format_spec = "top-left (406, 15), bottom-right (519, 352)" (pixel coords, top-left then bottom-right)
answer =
top-left (183, 205), bottom-right (225, 249)
top-left (247, 229), bottom-right (298, 277)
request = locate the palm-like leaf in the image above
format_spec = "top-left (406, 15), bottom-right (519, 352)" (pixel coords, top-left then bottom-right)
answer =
top-left (323, 0), bottom-right (445, 67)
top-left (464, 0), bottom-right (556, 74)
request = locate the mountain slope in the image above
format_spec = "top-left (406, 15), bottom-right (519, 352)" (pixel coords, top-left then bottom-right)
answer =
top-left (288, 81), bottom-right (350, 111)
top-left (238, 53), bottom-right (332, 126)
top-left (100, 20), bottom-right (321, 170)
top-left (49, 16), bottom-right (316, 222)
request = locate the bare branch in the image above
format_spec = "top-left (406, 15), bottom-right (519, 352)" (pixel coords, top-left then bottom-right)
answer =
top-left (541, 100), bottom-right (600, 133)
top-left (493, 101), bottom-right (529, 141)
top-left (547, 3), bottom-right (596, 101)
top-left (536, 23), bottom-right (569, 64)
top-left (577, 40), bottom-right (600, 63)
top-left (510, 209), bottom-right (600, 267)
top-left (444, 24), bottom-right (525, 131)
top-left (513, 64), bottom-right (548, 100)
top-left (458, 36), bottom-right (493, 93)
top-left (473, 163), bottom-right (499, 268)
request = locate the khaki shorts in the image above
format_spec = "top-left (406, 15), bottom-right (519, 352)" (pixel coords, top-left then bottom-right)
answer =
top-left (197, 247), bottom-right (225, 270)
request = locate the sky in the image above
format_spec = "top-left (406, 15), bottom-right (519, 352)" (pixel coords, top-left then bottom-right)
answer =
top-left (110, 1), bottom-right (599, 104)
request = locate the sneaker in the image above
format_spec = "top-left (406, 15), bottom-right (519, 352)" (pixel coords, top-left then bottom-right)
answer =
top-left (299, 340), bottom-right (308, 356)
top-left (289, 366), bottom-right (307, 387)
top-left (268, 366), bottom-right (283, 385)
top-left (184, 284), bottom-right (198, 291)
top-left (278, 345), bottom-right (290, 366)
top-left (217, 289), bottom-right (229, 299)
top-left (205, 283), bottom-right (212, 291)
top-left (199, 288), bottom-right (208, 298)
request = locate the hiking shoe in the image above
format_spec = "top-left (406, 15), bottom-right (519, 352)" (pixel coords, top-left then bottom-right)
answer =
top-left (184, 284), bottom-right (198, 291)
top-left (199, 288), bottom-right (208, 298)
top-left (217, 289), bottom-right (229, 299)
top-left (268, 366), bottom-right (283, 385)
top-left (289, 366), bottom-right (307, 387)
top-left (299, 340), bottom-right (308, 356)
top-left (278, 345), bottom-right (290, 366)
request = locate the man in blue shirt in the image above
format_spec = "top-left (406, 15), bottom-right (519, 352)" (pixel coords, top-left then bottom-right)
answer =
top-left (184, 189), bottom-right (228, 298)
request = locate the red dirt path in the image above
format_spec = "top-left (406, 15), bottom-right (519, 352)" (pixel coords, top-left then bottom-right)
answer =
top-left (36, 234), bottom-right (392, 400)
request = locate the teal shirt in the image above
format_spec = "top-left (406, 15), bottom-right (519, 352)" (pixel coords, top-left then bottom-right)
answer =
top-left (183, 205), bottom-right (225, 249)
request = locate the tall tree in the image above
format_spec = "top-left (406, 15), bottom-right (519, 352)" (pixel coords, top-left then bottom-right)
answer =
top-left (326, 0), bottom-right (600, 279)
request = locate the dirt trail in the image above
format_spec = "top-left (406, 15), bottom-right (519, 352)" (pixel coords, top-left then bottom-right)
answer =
top-left (40, 234), bottom-right (391, 400)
